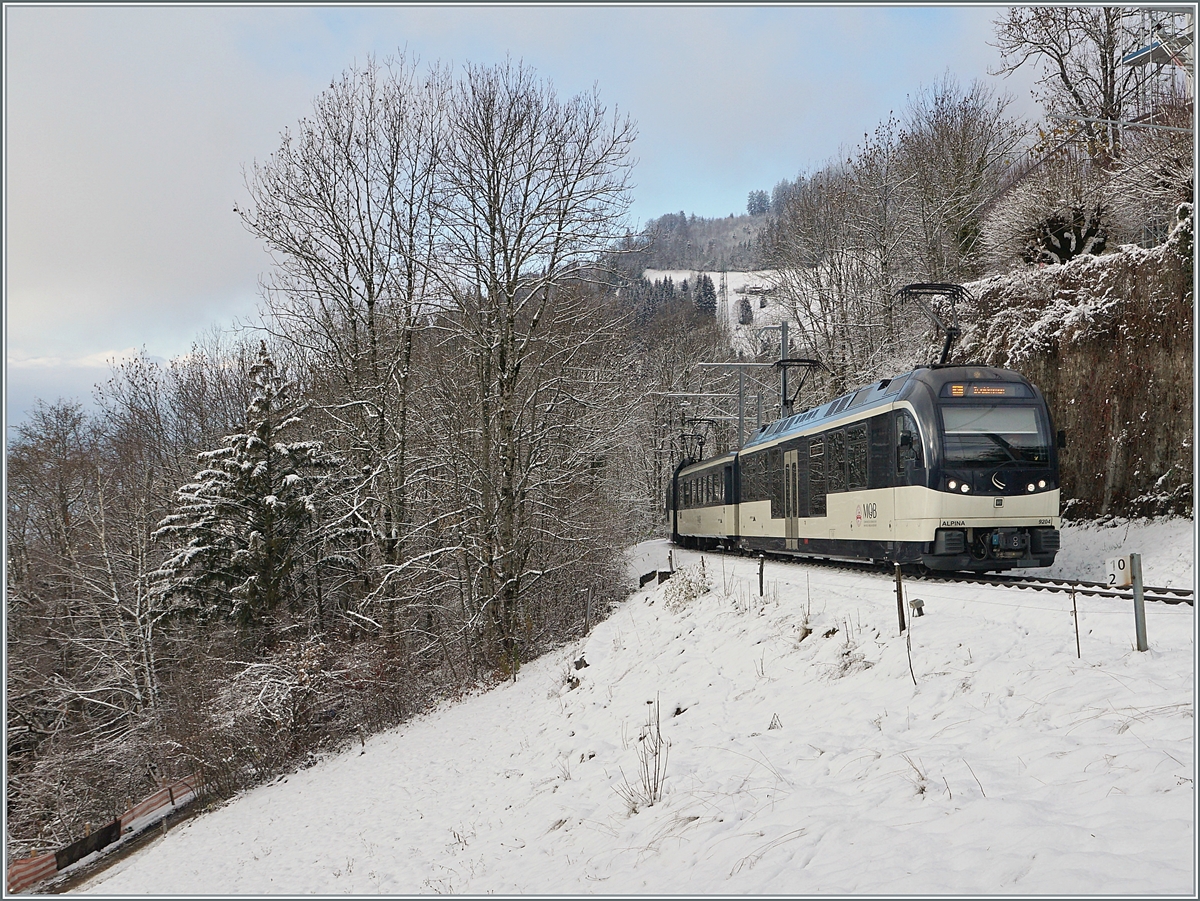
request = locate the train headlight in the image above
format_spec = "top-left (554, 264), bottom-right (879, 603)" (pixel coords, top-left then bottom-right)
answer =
top-left (960, 483), bottom-right (970, 493)
top-left (1038, 479), bottom-right (1046, 489)
top-left (948, 479), bottom-right (957, 490)
top-left (1027, 483), bottom-right (1036, 492)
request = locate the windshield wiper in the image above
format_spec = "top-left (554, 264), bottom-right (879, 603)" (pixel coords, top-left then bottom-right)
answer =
top-left (982, 432), bottom-right (1020, 462)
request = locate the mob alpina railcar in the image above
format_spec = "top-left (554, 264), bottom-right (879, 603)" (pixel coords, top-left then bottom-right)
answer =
top-left (670, 364), bottom-right (1063, 573)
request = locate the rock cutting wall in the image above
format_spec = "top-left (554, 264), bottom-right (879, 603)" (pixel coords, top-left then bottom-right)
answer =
top-left (960, 207), bottom-right (1193, 519)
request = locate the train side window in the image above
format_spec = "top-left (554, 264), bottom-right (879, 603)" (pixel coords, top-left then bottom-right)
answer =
top-left (740, 456), bottom-right (753, 501)
top-left (809, 435), bottom-right (826, 516)
top-left (868, 413), bottom-right (892, 489)
top-left (770, 449), bottom-right (783, 518)
top-left (827, 429), bottom-right (847, 493)
top-left (847, 423), bottom-right (868, 490)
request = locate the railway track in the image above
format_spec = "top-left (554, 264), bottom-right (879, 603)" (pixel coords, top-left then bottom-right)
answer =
top-left (709, 549), bottom-right (1194, 607)
top-left (921, 572), bottom-right (1194, 607)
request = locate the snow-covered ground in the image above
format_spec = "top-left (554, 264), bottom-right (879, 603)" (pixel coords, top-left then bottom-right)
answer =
top-left (77, 518), bottom-right (1194, 895)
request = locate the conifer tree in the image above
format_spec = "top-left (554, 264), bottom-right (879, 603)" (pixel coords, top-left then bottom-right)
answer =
top-left (153, 343), bottom-right (335, 631)
top-left (694, 273), bottom-right (718, 317)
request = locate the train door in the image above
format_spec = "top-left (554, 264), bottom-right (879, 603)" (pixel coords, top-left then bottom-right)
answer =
top-left (891, 409), bottom-right (927, 552)
top-left (895, 410), bottom-right (925, 485)
top-left (784, 449), bottom-right (799, 550)
top-left (724, 463), bottom-right (738, 540)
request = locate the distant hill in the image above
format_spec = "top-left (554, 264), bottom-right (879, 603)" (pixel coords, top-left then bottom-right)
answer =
top-left (622, 211), bottom-right (767, 273)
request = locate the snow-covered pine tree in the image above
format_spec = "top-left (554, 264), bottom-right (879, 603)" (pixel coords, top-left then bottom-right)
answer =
top-left (694, 273), bottom-right (717, 317)
top-left (152, 343), bottom-right (335, 631)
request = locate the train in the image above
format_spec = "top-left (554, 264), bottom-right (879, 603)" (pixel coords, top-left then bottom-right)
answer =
top-left (669, 363), bottom-right (1064, 573)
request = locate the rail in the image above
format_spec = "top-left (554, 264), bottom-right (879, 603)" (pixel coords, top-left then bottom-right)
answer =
top-left (712, 551), bottom-right (1193, 607)
top-left (927, 572), bottom-right (1193, 606)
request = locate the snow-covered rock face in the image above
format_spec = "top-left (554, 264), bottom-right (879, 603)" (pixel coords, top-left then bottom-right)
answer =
top-left (959, 224), bottom-right (1192, 520)
top-left (77, 521), bottom-right (1193, 896)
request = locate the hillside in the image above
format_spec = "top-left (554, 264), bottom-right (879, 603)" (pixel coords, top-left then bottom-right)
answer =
top-left (625, 211), bottom-right (767, 272)
top-left (74, 518), bottom-right (1193, 895)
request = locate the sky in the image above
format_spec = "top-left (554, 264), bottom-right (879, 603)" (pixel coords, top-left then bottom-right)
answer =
top-left (4, 4), bottom-right (1046, 429)
top-left (68, 518), bottom-right (1194, 895)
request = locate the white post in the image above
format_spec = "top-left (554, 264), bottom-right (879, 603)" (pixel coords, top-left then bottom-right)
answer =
top-left (1131, 553), bottom-right (1148, 652)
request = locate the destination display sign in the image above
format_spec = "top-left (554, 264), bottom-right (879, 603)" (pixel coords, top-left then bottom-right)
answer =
top-left (941, 382), bottom-right (1031, 398)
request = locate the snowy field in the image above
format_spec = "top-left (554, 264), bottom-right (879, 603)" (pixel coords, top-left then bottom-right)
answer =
top-left (77, 518), bottom-right (1194, 895)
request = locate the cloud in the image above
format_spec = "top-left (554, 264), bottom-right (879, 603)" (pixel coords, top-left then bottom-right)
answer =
top-left (6, 4), bottom-right (1051, 418)
top-left (7, 347), bottom-right (143, 370)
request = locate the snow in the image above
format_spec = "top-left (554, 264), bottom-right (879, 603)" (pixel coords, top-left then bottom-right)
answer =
top-left (643, 268), bottom-right (787, 356)
top-left (76, 518), bottom-right (1194, 895)
top-left (643, 269), bottom-right (776, 296)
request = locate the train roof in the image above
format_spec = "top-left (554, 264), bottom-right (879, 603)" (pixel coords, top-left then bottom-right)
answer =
top-left (739, 364), bottom-right (1031, 452)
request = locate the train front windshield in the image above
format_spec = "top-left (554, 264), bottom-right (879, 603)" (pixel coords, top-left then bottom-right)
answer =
top-left (941, 406), bottom-right (1051, 465)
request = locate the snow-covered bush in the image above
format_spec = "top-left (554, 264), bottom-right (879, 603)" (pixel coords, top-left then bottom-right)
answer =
top-left (1166, 202), bottom-right (1193, 260)
top-left (978, 157), bottom-right (1112, 271)
top-left (662, 559), bottom-right (712, 612)
top-left (213, 637), bottom-right (336, 745)
top-left (812, 618), bottom-right (876, 681)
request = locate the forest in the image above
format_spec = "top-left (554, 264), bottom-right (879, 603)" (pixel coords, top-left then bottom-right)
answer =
top-left (5, 8), bottom-right (1193, 858)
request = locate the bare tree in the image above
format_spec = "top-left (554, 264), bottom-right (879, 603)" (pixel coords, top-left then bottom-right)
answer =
top-left (899, 74), bottom-right (1026, 280)
top-left (1102, 90), bottom-right (1194, 245)
top-left (6, 401), bottom-right (174, 851)
top-left (991, 7), bottom-right (1142, 166)
top-left (615, 297), bottom-right (730, 537)
top-left (432, 59), bottom-right (635, 671)
top-left (238, 54), bottom-right (450, 629)
top-left (763, 165), bottom-right (886, 396)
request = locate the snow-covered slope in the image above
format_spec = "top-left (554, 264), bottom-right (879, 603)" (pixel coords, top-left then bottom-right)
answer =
top-left (643, 268), bottom-right (785, 356)
top-left (78, 519), bottom-right (1194, 895)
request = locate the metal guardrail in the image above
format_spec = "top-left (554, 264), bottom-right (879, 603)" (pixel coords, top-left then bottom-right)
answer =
top-left (6, 774), bottom-right (203, 894)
